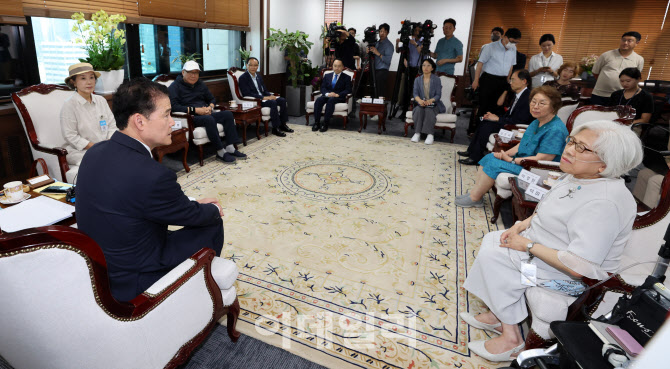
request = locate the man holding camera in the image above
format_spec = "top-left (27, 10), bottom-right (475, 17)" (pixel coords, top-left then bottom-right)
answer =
top-left (333, 28), bottom-right (358, 71)
top-left (396, 24), bottom-right (425, 116)
top-left (368, 23), bottom-right (394, 98)
top-left (431, 18), bottom-right (463, 75)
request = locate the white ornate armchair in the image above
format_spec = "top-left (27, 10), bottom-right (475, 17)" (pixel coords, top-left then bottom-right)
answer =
top-left (404, 72), bottom-right (458, 142)
top-left (154, 74), bottom-right (226, 167)
top-left (0, 226), bottom-right (240, 369)
top-left (305, 67), bottom-right (358, 129)
top-left (11, 84), bottom-right (80, 183)
top-left (227, 67), bottom-right (277, 135)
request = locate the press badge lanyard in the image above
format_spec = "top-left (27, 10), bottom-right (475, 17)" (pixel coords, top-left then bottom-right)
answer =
top-left (99, 115), bottom-right (108, 133)
top-left (540, 54), bottom-right (554, 83)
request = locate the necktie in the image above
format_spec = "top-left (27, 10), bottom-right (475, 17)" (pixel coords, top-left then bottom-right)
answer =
top-left (510, 95), bottom-right (519, 114)
top-left (332, 74), bottom-right (338, 88)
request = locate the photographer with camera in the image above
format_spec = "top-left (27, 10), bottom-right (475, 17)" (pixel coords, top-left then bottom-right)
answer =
top-left (332, 27), bottom-right (358, 71)
top-left (368, 23), bottom-right (394, 98)
top-left (430, 18), bottom-right (463, 75)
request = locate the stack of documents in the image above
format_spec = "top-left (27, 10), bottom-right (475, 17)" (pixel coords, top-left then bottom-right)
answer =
top-left (0, 196), bottom-right (74, 232)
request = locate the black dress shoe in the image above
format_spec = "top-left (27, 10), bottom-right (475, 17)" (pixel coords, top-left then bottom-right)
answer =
top-left (458, 158), bottom-right (478, 165)
top-left (319, 124), bottom-right (329, 132)
top-left (280, 124), bottom-right (294, 133)
top-left (457, 150), bottom-right (470, 157)
top-left (272, 127), bottom-right (286, 137)
top-left (312, 124), bottom-right (321, 132)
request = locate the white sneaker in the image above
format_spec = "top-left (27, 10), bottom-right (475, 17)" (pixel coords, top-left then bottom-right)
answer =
top-left (411, 133), bottom-right (420, 143)
top-left (425, 134), bottom-right (434, 145)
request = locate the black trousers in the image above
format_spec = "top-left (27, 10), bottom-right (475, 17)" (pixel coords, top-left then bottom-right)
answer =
top-left (261, 97), bottom-right (288, 128)
top-left (193, 111), bottom-right (240, 150)
top-left (467, 119), bottom-right (506, 162)
top-left (375, 69), bottom-right (389, 98)
top-left (471, 73), bottom-right (508, 133)
top-left (313, 95), bottom-right (346, 125)
top-left (134, 219), bottom-right (224, 301)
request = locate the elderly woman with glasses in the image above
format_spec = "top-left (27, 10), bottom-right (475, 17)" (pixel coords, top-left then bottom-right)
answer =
top-left (460, 120), bottom-right (643, 362)
top-left (456, 85), bottom-right (568, 207)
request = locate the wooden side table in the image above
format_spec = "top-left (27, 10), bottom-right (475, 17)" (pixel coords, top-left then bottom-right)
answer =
top-left (152, 127), bottom-right (190, 172)
top-left (358, 101), bottom-right (389, 134)
top-left (509, 177), bottom-right (542, 222)
top-left (218, 103), bottom-right (262, 146)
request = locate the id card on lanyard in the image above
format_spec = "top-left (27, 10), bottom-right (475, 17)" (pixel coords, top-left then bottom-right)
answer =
top-left (99, 115), bottom-right (108, 133)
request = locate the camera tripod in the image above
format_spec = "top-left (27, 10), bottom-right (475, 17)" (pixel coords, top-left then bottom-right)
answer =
top-left (350, 50), bottom-right (378, 113)
top-left (389, 42), bottom-right (432, 120)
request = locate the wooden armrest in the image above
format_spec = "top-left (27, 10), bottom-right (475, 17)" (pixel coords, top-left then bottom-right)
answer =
top-left (29, 158), bottom-right (49, 177)
top-left (519, 159), bottom-right (561, 171)
top-left (32, 143), bottom-right (68, 157)
top-left (171, 112), bottom-right (190, 117)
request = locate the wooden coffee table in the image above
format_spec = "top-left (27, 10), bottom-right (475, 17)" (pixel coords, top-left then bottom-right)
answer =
top-left (0, 188), bottom-right (76, 233)
top-left (218, 103), bottom-right (262, 146)
top-left (152, 127), bottom-right (190, 172)
top-left (359, 101), bottom-right (389, 134)
top-left (509, 177), bottom-right (544, 222)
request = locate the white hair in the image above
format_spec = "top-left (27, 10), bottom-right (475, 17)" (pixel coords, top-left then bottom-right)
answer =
top-left (571, 120), bottom-right (643, 178)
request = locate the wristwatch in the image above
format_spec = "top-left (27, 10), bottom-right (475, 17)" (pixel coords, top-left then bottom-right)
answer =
top-left (526, 242), bottom-right (536, 254)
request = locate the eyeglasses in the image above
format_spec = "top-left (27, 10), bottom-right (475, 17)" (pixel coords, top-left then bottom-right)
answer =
top-left (565, 136), bottom-right (597, 154)
top-left (530, 99), bottom-right (549, 107)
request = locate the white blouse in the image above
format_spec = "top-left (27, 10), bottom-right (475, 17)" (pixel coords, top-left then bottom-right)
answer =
top-left (60, 92), bottom-right (117, 152)
top-left (529, 51), bottom-right (564, 88)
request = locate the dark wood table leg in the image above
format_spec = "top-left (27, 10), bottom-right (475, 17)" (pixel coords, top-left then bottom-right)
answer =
top-left (377, 114), bottom-right (382, 134)
top-left (181, 142), bottom-right (190, 172)
top-left (255, 117), bottom-right (261, 140)
top-left (240, 120), bottom-right (247, 146)
top-left (358, 112), bottom-right (364, 133)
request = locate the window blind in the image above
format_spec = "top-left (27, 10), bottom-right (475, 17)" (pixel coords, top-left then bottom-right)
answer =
top-left (324, 0), bottom-right (343, 25)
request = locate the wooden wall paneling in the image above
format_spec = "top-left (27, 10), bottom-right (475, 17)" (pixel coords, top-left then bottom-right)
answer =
top-left (0, 105), bottom-right (32, 183)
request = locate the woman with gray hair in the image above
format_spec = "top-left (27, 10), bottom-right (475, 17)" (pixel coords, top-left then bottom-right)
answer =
top-left (460, 120), bottom-right (643, 362)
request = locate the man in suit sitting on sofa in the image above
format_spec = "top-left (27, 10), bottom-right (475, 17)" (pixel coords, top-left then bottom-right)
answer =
top-left (458, 69), bottom-right (534, 165)
top-left (76, 78), bottom-right (225, 302)
top-left (312, 59), bottom-right (352, 133)
top-left (238, 57), bottom-right (292, 137)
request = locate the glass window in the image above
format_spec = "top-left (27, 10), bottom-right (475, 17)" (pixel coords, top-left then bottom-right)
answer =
top-left (31, 17), bottom-right (89, 84)
top-left (202, 29), bottom-right (242, 71)
top-left (0, 24), bottom-right (27, 96)
top-left (31, 17), bottom-right (127, 85)
top-left (139, 24), bottom-right (157, 75)
top-left (139, 25), bottom-right (186, 75)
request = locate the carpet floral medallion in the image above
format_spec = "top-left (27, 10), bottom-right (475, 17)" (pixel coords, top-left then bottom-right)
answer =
top-left (177, 125), bottom-right (506, 369)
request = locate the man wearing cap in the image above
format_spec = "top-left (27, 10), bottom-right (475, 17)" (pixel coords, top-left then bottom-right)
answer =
top-left (60, 62), bottom-right (118, 167)
top-left (239, 57), bottom-right (293, 137)
top-left (168, 60), bottom-right (246, 163)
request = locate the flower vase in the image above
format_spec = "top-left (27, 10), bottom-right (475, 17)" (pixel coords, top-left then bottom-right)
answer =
top-left (94, 69), bottom-right (124, 94)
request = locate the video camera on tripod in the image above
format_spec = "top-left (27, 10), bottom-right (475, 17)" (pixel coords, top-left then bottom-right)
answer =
top-left (363, 25), bottom-right (378, 45)
top-left (325, 21), bottom-right (347, 55)
top-left (418, 19), bottom-right (437, 51)
top-left (398, 20), bottom-right (421, 47)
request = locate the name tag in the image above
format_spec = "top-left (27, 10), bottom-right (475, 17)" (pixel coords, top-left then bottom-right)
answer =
top-left (526, 183), bottom-right (549, 200)
top-left (99, 120), bottom-right (107, 133)
top-left (362, 97), bottom-right (373, 103)
top-left (518, 169), bottom-right (540, 185)
top-left (242, 102), bottom-right (255, 109)
top-left (173, 120), bottom-right (182, 129)
top-left (520, 263), bottom-right (537, 286)
top-left (498, 129), bottom-right (514, 143)
top-left (373, 98), bottom-right (384, 104)
top-left (27, 175), bottom-right (50, 185)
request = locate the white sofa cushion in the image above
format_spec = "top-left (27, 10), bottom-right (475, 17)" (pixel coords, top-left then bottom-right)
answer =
top-left (305, 101), bottom-right (349, 113)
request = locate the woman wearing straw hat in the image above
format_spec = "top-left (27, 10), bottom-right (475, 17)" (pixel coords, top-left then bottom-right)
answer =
top-left (60, 62), bottom-right (118, 167)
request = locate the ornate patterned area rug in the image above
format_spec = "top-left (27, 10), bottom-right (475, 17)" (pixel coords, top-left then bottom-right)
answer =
top-left (177, 125), bottom-right (505, 369)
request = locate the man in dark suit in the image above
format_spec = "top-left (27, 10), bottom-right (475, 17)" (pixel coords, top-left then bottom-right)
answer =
top-left (459, 69), bottom-right (534, 164)
top-left (312, 59), bottom-right (352, 132)
top-left (239, 57), bottom-right (292, 137)
top-left (76, 78), bottom-right (225, 302)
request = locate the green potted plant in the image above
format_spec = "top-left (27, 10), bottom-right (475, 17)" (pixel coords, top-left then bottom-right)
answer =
top-left (238, 46), bottom-right (251, 68)
top-left (172, 52), bottom-right (201, 67)
top-left (266, 28), bottom-right (313, 87)
top-left (71, 10), bottom-right (126, 94)
top-left (266, 28), bottom-right (313, 116)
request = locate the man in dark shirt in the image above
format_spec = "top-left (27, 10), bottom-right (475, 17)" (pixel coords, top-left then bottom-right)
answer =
top-left (334, 29), bottom-right (358, 71)
top-left (168, 61), bottom-right (246, 163)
